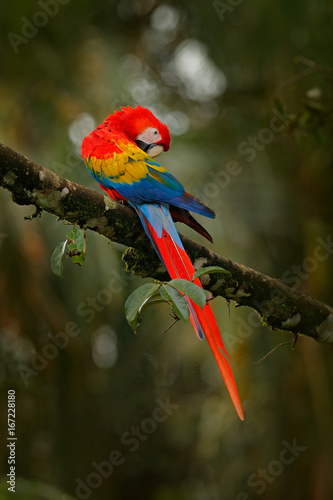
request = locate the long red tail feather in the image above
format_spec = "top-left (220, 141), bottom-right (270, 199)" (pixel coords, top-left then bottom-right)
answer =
top-left (138, 211), bottom-right (244, 420)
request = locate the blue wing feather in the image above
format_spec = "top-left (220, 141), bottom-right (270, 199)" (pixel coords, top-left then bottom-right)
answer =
top-left (86, 155), bottom-right (214, 218)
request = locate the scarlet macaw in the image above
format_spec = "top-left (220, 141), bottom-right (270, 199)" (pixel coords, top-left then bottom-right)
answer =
top-left (81, 105), bottom-right (243, 420)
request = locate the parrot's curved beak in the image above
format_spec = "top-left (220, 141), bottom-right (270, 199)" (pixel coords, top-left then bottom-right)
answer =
top-left (135, 139), bottom-right (150, 152)
top-left (135, 140), bottom-right (164, 158)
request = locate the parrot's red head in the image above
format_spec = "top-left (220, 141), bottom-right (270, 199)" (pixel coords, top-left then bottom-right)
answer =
top-left (106, 105), bottom-right (170, 157)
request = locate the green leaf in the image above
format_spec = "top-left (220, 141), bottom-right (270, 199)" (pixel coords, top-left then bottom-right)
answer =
top-left (159, 285), bottom-right (170, 302)
top-left (125, 283), bottom-right (160, 331)
top-left (168, 279), bottom-right (206, 309)
top-left (193, 266), bottom-right (231, 280)
top-left (50, 240), bottom-right (68, 277)
top-left (140, 298), bottom-right (168, 310)
top-left (161, 284), bottom-right (190, 322)
top-left (65, 227), bottom-right (86, 267)
top-left (71, 253), bottom-right (85, 266)
top-left (66, 227), bottom-right (85, 252)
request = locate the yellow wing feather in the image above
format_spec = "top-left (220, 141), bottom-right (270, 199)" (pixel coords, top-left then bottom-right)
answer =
top-left (87, 140), bottom-right (168, 185)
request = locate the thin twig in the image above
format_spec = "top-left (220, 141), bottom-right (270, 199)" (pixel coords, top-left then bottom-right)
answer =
top-left (255, 340), bottom-right (295, 364)
top-left (162, 317), bottom-right (179, 334)
top-left (274, 57), bottom-right (333, 100)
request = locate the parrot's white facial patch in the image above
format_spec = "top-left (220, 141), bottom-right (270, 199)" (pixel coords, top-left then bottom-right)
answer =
top-left (147, 144), bottom-right (164, 157)
top-left (136, 127), bottom-right (162, 146)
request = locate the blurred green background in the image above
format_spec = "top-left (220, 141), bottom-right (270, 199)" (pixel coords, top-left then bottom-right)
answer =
top-left (1, 0), bottom-right (333, 499)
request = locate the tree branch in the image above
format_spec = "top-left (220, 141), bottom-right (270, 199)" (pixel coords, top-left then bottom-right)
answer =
top-left (1, 142), bottom-right (333, 345)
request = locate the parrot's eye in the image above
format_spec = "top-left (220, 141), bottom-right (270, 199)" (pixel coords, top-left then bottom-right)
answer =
top-left (136, 127), bottom-right (162, 148)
